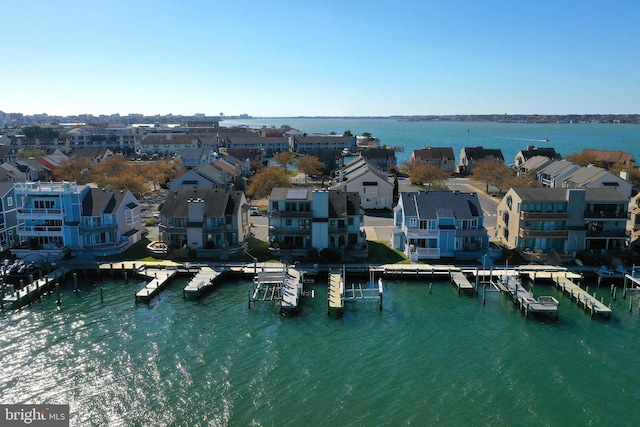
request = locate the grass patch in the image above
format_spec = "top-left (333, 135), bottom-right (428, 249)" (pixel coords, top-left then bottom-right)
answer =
top-left (366, 241), bottom-right (407, 264)
top-left (97, 238), bottom-right (162, 262)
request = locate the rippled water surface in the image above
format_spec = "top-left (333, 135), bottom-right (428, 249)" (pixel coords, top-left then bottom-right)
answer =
top-left (2, 275), bottom-right (640, 426)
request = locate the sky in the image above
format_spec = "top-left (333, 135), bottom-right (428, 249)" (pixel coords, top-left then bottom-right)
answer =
top-left (2, 0), bottom-right (639, 117)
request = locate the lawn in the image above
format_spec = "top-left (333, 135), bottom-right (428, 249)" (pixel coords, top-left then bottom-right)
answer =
top-left (366, 241), bottom-right (407, 264)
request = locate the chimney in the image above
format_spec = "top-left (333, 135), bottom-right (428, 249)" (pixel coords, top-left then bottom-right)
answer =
top-left (187, 197), bottom-right (205, 223)
top-left (620, 169), bottom-right (629, 181)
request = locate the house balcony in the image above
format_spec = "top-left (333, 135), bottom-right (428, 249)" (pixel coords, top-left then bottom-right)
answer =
top-left (455, 229), bottom-right (488, 238)
top-left (409, 247), bottom-right (440, 260)
top-left (17, 225), bottom-right (64, 236)
top-left (18, 207), bottom-right (64, 219)
top-left (404, 228), bottom-right (439, 238)
top-left (518, 229), bottom-right (568, 238)
top-left (79, 224), bottom-right (118, 233)
top-left (583, 210), bottom-right (629, 219)
top-left (267, 210), bottom-right (313, 218)
top-left (520, 211), bottom-right (569, 220)
top-left (14, 182), bottom-right (77, 194)
top-left (268, 228), bottom-right (311, 236)
top-left (586, 229), bottom-right (630, 238)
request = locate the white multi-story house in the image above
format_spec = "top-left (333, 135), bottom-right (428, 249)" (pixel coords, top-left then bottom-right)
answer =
top-left (334, 157), bottom-right (394, 209)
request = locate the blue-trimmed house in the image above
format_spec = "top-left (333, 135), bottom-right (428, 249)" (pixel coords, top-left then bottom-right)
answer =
top-left (391, 191), bottom-right (489, 261)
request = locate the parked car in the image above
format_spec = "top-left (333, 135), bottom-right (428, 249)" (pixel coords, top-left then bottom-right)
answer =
top-left (249, 206), bottom-right (261, 216)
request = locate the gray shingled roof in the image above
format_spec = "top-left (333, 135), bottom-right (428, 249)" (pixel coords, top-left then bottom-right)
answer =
top-left (401, 191), bottom-right (483, 219)
top-left (511, 187), bottom-right (628, 202)
top-left (161, 188), bottom-right (243, 218)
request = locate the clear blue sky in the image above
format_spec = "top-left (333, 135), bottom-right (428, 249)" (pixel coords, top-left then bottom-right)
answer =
top-left (3, 0), bottom-right (639, 117)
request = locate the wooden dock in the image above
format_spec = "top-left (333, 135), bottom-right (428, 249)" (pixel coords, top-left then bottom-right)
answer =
top-left (135, 268), bottom-right (178, 303)
top-left (1, 268), bottom-right (68, 310)
top-left (343, 274), bottom-right (383, 311)
top-left (553, 274), bottom-right (612, 318)
top-left (183, 266), bottom-right (223, 299)
top-left (328, 269), bottom-right (344, 315)
top-left (450, 271), bottom-right (475, 293)
top-left (500, 274), bottom-right (559, 318)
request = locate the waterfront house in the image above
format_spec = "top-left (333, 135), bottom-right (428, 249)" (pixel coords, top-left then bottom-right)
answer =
top-left (334, 157), bottom-right (394, 210)
top-left (218, 133), bottom-right (288, 156)
top-left (457, 146), bottom-right (504, 175)
top-left (495, 187), bottom-right (629, 260)
top-left (13, 182), bottom-right (142, 260)
top-left (158, 188), bottom-right (249, 259)
top-left (410, 147), bottom-right (456, 174)
top-left (0, 182), bottom-right (18, 252)
top-left (391, 191), bottom-right (489, 261)
top-left (268, 188), bottom-right (367, 260)
top-left (513, 145), bottom-right (561, 168)
top-left (292, 135), bottom-right (356, 154)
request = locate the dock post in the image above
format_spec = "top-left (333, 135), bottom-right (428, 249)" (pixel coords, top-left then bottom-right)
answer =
top-left (124, 272), bottom-right (128, 283)
top-left (623, 283), bottom-right (627, 299)
top-left (122, 264), bottom-right (125, 277)
top-left (429, 283), bottom-right (432, 294)
top-left (56, 283), bottom-right (61, 305)
top-left (586, 285), bottom-right (589, 295)
top-left (613, 286), bottom-right (617, 301)
top-left (379, 293), bottom-right (383, 311)
top-left (73, 273), bottom-right (78, 292)
top-left (100, 287), bottom-right (104, 303)
top-left (483, 284), bottom-right (486, 305)
top-left (610, 284), bottom-right (615, 297)
top-left (19, 279), bottom-right (24, 291)
top-left (597, 276), bottom-right (602, 288)
top-left (248, 289), bottom-right (251, 309)
top-left (629, 296), bottom-right (633, 313)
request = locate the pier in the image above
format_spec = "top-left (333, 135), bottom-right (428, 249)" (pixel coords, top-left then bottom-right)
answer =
top-left (183, 266), bottom-right (223, 299)
top-left (450, 271), bottom-right (475, 293)
top-left (499, 273), bottom-right (559, 318)
top-left (545, 272), bottom-right (612, 318)
top-left (135, 268), bottom-right (178, 303)
top-left (1, 268), bottom-right (68, 310)
top-left (328, 269), bottom-right (344, 315)
top-left (249, 266), bottom-right (303, 316)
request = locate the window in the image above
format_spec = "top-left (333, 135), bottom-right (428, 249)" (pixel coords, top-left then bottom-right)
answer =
top-left (285, 219), bottom-right (292, 226)
top-left (409, 218), bottom-right (417, 227)
top-left (6, 197), bottom-right (12, 207)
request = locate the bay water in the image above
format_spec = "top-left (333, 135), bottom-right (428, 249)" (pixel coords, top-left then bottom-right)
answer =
top-left (221, 118), bottom-right (640, 166)
top-left (1, 274), bottom-right (639, 426)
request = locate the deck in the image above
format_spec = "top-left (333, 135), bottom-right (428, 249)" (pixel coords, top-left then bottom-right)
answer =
top-left (553, 275), bottom-right (612, 318)
top-left (500, 274), bottom-right (559, 317)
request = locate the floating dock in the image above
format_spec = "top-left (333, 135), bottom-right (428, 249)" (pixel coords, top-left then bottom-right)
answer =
top-left (183, 266), bottom-right (223, 299)
top-left (1, 268), bottom-right (68, 310)
top-left (328, 269), bottom-right (344, 316)
top-left (135, 268), bottom-right (178, 303)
